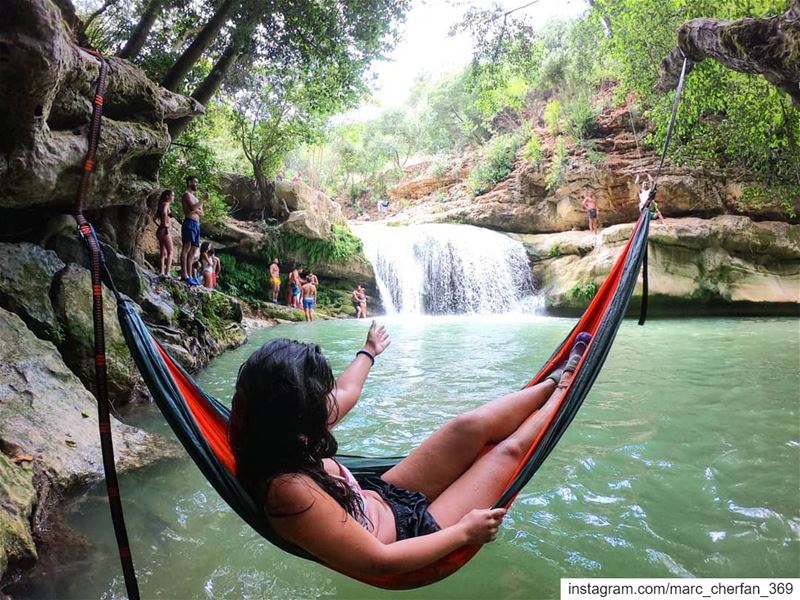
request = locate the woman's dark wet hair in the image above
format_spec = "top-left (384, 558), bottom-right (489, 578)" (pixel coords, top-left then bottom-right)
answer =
top-left (229, 339), bottom-right (369, 525)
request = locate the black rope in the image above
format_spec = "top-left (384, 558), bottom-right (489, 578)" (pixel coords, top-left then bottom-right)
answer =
top-left (638, 54), bottom-right (689, 326)
top-left (73, 51), bottom-right (141, 600)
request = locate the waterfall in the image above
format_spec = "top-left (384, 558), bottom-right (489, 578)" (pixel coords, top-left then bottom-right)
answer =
top-left (353, 223), bottom-right (538, 315)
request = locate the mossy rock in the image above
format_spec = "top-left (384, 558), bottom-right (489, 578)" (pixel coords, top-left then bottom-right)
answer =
top-left (0, 242), bottom-right (65, 343)
top-left (51, 264), bottom-right (139, 401)
top-left (0, 453), bottom-right (37, 580)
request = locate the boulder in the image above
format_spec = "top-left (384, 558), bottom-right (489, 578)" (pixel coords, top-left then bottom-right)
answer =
top-left (0, 0), bottom-right (201, 211)
top-left (51, 263), bottom-right (139, 401)
top-left (0, 306), bottom-right (179, 490)
top-left (0, 242), bottom-right (65, 342)
top-left (218, 172), bottom-right (265, 220)
top-left (516, 216), bottom-right (800, 315)
top-left (0, 453), bottom-right (37, 580)
top-left (275, 181), bottom-right (345, 240)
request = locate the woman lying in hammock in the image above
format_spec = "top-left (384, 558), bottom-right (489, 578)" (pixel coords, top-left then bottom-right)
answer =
top-left (229, 322), bottom-right (590, 577)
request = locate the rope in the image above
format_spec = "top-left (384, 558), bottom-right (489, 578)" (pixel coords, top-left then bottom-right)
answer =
top-left (638, 54), bottom-right (689, 326)
top-left (73, 50), bottom-right (141, 600)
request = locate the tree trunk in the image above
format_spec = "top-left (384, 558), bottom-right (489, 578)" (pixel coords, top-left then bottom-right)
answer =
top-left (118, 0), bottom-right (163, 60)
top-left (167, 36), bottom-right (243, 138)
top-left (656, 2), bottom-right (800, 106)
top-left (161, 0), bottom-right (236, 92)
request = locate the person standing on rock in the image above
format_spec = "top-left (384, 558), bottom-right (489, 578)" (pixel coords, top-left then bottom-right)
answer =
top-left (156, 189), bottom-right (175, 277)
top-left (288, 267), bottom-right (302, 309)
top-left (301, 275), bottom-right (317, 322)
top-left (210, 247), bottom-right (221, 288)
top-left (181, 175), bottom-right (206, 286)
top-left (269, 259), bottom-right (281, 303)
top-left (581, 192), bottom-right (599, 235)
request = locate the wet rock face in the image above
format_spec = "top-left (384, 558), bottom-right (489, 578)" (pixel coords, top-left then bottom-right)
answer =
top-left (0, 243), bottom-right (65, 342)
top-left (0, 0), bottom-right (201, 258)
top-left (51, 264), bottom-right (140, 401)
top-left (0, 307), bottom-right (181, 581)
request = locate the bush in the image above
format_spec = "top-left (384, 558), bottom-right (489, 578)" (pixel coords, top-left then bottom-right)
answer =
top-left (566, 280), bottom-right (598, 302)
top-left (216, 254), bottom-right (269, 303)
top-left (261, 224), bottom-right (364, 268)
top-left (546, 136), bottom-right (569, 191)
top-left (348, 182), bottom-right (370, 204)
top-left (523, 134), bottom-right (543, 165)
top-left (563, 95), bottom-right (595, 141)
top-left (548, 243), bottom-right (561, 257)
top-left (544, 99), bottom-right (562, 136)
top-left (467, 130), bottom-right (527, 196)
top-left (428, 156), bottom-right (450, 179)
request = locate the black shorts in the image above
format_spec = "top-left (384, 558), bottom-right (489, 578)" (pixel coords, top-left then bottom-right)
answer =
top-left (360, 476), bottom-right (441, 540)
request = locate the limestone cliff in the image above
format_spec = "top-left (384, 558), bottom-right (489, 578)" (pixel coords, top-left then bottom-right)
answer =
top-left (513, 216), bottom-right (799, 316)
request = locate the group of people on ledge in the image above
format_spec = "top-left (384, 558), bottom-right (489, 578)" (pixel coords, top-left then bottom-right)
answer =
top-left (580, 171), bottom-right (665, 235)
top-left (268, 259), bottom-right (369, 321)
top-left (155, 175), bottom-right (222, 288)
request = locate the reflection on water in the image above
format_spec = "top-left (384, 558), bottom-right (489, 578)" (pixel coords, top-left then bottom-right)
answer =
top-left (12, 317), bottom-right (800, 599)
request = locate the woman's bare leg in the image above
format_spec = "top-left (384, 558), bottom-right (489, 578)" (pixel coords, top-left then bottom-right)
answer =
top-left (382, 378), bottom-right (558, 500)
top-left (428, 370), bottom-right (575, 527)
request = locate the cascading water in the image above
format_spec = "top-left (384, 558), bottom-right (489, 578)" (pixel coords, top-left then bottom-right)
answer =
top-left (353, 223), bottom-right (539, 315)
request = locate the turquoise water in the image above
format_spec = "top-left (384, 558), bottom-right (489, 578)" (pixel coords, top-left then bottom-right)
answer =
top-left (15, 316), bottom-right (800, 599)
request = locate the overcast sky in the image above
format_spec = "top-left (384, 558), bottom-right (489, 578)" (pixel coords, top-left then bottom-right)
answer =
top-left (344, 0), bottom-right (589, 121)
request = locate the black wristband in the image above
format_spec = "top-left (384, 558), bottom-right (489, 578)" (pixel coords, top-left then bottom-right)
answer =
top-left (356, 350), bottom-right (375, 365)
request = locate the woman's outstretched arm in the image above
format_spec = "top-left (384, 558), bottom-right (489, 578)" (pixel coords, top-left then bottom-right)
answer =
top-left (329, 321), bottom-right (390, 427)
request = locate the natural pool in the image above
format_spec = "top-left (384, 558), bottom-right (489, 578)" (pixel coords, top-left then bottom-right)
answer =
top-left (15, 316), bottom-right (800, 599)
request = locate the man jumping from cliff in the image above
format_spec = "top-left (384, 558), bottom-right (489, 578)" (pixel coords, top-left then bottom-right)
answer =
top-left (180, 175), bottom-right (206, 285)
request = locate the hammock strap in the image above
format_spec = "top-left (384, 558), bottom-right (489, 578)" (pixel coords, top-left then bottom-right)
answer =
top-left (73, 50), bottom-right (141, 600)
top-left (639, 53), bottom-right (688, 326)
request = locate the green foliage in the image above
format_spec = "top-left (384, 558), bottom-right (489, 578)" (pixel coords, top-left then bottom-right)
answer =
top-left (548, 243), bottom-right (561, 257)
top-left (160, 116), bottom-right (229, 226)
top-left (216, 254), bottom-right (269, 303)
top-left (590, 0), bottom-right (799, 182)
top-left (261, 224), bottom-right (364, 268)
top-left (563, 95), bottom-right (596, 141)
top-left (737, 184), bottom-right (800, 219)
top-left (523, 133), bottom-right (544, 165)
top-left (546, 137), bottom-right (570, 191)
top-left (467, 130), bottom-right (527, 196)
top-left (566, 280), bottom-right (598, 302)
top-left (544, 99), bottom-right (562, 136)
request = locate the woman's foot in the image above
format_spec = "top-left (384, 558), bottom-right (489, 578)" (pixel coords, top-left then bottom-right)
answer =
top-left (564, 332), bottom-right (592, 373)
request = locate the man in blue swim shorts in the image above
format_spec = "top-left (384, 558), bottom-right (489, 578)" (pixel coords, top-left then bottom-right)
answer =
top-left (300, 274), bottom-right (317, 321)
top-left (180, 175), bottom-right (206, 285)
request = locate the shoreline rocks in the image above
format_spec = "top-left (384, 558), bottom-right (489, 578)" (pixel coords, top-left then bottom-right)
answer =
top-left (514, 215), bottom-right (800, 315)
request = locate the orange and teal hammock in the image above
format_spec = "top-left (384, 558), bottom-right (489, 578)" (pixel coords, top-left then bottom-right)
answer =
top-left (114, 208), bottom-right (651, 590)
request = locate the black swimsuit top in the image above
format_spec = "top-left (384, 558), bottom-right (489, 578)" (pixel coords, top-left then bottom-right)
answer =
top-left (157, 202), bottom-right (172, 227)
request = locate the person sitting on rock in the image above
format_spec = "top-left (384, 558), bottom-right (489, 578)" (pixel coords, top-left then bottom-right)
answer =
top-left (199, 242), bottom-right (214, 288)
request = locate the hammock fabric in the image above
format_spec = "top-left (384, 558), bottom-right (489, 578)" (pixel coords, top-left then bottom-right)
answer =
top-left (113, 209), bottom-right (651, 590)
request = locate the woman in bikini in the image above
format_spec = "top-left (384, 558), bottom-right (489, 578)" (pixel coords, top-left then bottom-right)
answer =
top-left (229, 322), bottom-right (591, 576)
top-left (156, 189), bottom-right (175, 277)
top-left (199, 241), bottom-right (214, 288)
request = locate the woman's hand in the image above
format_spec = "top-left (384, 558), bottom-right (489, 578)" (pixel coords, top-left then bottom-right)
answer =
top-left (363, 320), bottom-right (390, 357)
top-left (457, 508), bottom-right (507, 545)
